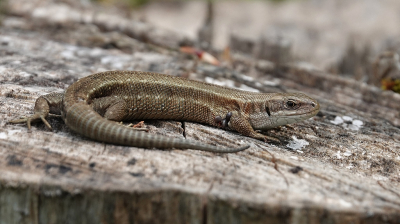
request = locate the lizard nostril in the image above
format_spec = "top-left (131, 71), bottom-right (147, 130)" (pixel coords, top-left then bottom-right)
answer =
top-left (311, 102), bottom-right (316, 107)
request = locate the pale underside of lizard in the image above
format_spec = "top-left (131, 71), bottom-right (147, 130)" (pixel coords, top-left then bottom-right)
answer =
top-left (9, 71), bottom-right (320, 153)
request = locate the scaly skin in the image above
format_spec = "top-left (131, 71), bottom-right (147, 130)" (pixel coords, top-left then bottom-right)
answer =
top-left (9, 71), bottom-right (320, 153)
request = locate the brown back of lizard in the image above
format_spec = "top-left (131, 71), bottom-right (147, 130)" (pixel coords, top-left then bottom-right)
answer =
top-left (11, 71), bottom-right (320, 153)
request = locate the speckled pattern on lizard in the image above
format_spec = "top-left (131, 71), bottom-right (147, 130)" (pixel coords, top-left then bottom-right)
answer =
top-left (9, 71), bottom-right (320, 153)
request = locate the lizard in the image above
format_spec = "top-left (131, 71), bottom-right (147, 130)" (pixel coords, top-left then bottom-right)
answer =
top-left (9, 71), bottom-right (320, 153)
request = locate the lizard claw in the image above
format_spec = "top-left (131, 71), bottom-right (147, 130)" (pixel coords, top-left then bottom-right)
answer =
top-left (214, 111), bottom-right (233, 129)
top-left (39, 114), bottom-right (53, 130)
top-left (121, 121), bottom-right (149, 131)
top-left (250, 132), bottom-right (281, 143)
top-left (263, 136), bottom-right (280, 143)
top-left (9, 112), bottom-right (52, 130)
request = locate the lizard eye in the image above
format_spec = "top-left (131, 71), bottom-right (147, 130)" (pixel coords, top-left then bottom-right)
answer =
top-left (286, 99), bottom-right (299, 109)
top-left (286, 100), bottom-right (296, 107)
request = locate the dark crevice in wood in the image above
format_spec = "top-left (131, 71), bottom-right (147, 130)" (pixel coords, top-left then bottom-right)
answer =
top-left (181, 121), bottom-right (186, 138)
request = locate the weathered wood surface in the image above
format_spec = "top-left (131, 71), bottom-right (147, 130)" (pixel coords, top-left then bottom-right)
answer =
top-left (0, 0), bottom-right (399, 223)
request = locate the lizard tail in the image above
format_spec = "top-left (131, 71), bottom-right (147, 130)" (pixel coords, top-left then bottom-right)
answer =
top-left (64, 103), bottom-right (249, 153)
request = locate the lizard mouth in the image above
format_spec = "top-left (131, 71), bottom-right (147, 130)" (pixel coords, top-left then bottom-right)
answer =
top-left (279, 100), bottom-right (320, 117)
top-left (273, 101), bottom-right (320, 126)
top-left (291, 101), bottom-right (320, 119)
top-left (303, 102), bottom-right (320, 117)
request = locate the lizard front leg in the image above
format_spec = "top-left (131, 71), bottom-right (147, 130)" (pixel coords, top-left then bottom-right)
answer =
top-left (228, 112), bottom-right (280, 143)
top-left (214, 111), bottom-right (232, 129)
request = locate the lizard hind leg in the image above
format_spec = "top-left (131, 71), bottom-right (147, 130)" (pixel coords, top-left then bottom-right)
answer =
top-left (9, 93), bottom-right (64, 130)
top-left (92, 97), bottom-right (149, 132)
top-left (91, 96), bottom-right (128, 122)
top-left (8, 111), bottom-right (52, 130)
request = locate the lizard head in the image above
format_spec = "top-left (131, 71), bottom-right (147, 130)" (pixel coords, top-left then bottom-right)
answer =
top-left (265, 93), bottom-right (320, 128)
top-left (250, 93), bottom-right (320, 130)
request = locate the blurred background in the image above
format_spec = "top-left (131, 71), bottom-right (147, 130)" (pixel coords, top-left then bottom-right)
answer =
top-left (89, 0), bottom-right (400, 92)
top-left (2, 0), bottom-right (400, 92)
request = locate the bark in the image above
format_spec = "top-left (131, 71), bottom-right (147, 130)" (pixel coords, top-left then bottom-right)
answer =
top-left (0, 0), bottom-right (399, 223)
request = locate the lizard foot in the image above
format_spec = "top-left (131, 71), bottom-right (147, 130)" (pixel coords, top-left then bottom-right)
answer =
top-left (251, 132), bottom-right (281, 143)
top-left (263, 135), bottom-right (281, 143)
top-left (122, 121), bottom-right (149, 132)
top-left (214, 111), bottom-right (233, 129)
top-left (8, 112), bottom-right (52, 130)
